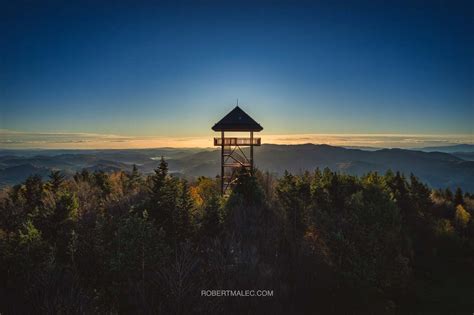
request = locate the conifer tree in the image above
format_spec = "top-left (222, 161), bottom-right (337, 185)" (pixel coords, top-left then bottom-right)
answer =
top-left (94, 171), bottom-right (112, 197)
top-left (49, 192), bottom-right (79, 262)
top-left (174, 180), bottom-right (193, 243)
top-left (387, 171), bottom-right (411, 216)
top-left (151, 157), bottom-right (168, 197)
top-left (148, 157), bottom-right (180, 239)
top-left (225, 168), bottom-right (265, 265)
top-left (444, 188), bottom-right (453, 202)
top-left (200, 195), bottom-right (221, 240)
top-left (409, 174), bottom-right (433, 213)
top-left (277, 170), bottom-right (306, 242)
top-left (126, 164), bottom-right (142, 191)
top-left (24, 175), bottom-right (45, 214)
top-left (454, 187), bottom-right (464, 206)
top-left (48, 170), bottom-right (65, 193)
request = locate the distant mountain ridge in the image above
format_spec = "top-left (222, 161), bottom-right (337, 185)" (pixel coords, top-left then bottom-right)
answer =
top-left (417, 144), bottom-right (474, 153)
top-left (1, 144), bottom-right (473, 190)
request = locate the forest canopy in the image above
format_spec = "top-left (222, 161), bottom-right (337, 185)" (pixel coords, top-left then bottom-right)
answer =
top-left (1, 158), bottom-right (473, 314)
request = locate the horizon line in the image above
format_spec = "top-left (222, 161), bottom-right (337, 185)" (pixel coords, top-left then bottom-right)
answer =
top-left (0, 129), bottom-right (472, 150)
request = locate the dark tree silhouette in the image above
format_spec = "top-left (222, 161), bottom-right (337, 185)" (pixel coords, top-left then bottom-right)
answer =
top-left (0, 161), bottom-right (473, 314)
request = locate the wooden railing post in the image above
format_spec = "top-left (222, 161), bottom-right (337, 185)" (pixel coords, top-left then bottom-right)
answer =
top-left (250, 131), bottom-right (254, 174)
top-left (221, 131), bottom-right (224, 194)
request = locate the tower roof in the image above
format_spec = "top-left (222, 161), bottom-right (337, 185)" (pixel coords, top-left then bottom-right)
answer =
top-left (212, 106), bottom-right (263, 132)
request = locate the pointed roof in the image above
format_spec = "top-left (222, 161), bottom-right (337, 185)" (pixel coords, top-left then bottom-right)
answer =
top-left (212, 106), bottom-right (263, 132)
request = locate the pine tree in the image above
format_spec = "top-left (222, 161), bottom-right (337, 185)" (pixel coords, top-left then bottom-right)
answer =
top-left (277, 170), bottom-right (306, 242)
top-left (148, 157), bottom-right (180, 240)
top-left (151, 157), bottom-right (168, 197)
top-left (201, 195), bottom-right (221, 239)
top-left (387, 171), bottom-right (411, 217)
top-left (444, 188), bottom-right (453, 202)
top-left (49, 192), bottom-right (79, 262)
top-left (48, 170), bottom-right (65, 193)
top-left (74, 169), bottom-right (91, 183)
top-left (24, 175), bottom-right (45, 214)
top-left (454, 187), bottom-right (464, 206)
top-left (126, 164), bottom-right (142, 191)
top-left (94, 171), bottom-right (112, 197)
top-left (409, 174), bottom-right (433, 213)
top-left (225, 168), bottom-right (266, 269)
top-left (174, 180), bottom-right (193, 243)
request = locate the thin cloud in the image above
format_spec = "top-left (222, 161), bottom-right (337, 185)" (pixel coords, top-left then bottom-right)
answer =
top-left (0, 129), bottom-right (472, 149)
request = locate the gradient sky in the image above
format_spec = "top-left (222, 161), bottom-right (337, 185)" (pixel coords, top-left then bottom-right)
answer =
top-left (1, 0), bottom-right (473, 146)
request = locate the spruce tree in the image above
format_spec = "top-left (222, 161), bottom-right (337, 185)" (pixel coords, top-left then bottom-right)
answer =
top-left (24, 175), bottom-right (45, 214)
top-left (94, 171), bottom-right (112, 197)
top-left (444, 188), bottom-right (453, 202)
top-left (48, 170), bottom-right (65, 193)
top-left (409, 174), bottom-right (433, 213)
top-left (174, 180), bottom-right (193, 243)
top-left (151, 157), bottom-right (168, 197)
top-left (126, 164), bottom-right (142, 191)
top-left (454, 187), bottom-right (464, 206)
top-left (388, 171), bottom-right (411, 216)
top-left (148, 157), bottom-right (179, 239)
top-left (201, 195), bottom-right (221, 239)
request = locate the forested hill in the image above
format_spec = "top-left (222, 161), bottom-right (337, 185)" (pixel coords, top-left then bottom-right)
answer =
top-left (1, 160), bottom-right (473, 313)
top-left (1, 144), bottom-right (473, 190)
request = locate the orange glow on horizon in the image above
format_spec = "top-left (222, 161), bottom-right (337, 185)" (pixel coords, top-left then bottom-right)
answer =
top-left (1, 130), bottom-right (472, 149)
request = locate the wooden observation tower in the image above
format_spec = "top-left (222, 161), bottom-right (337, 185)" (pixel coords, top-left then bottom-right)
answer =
top-left (212, 106), bottom-right (263, 194)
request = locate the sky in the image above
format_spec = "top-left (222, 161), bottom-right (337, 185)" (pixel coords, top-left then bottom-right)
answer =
top-left (1, 0), bottom-right (473, 148)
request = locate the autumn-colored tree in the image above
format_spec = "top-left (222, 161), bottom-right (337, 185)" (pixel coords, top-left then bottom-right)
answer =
top-left (0, 166), bottom-right (473, 314)
top-left (454, 204), bottom-right (471, 230)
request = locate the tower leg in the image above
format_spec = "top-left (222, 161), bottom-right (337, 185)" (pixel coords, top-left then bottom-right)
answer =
top-left (250, 131), bottom-right (254, 174)
top-left (221, 131), bottom-right (224, 194)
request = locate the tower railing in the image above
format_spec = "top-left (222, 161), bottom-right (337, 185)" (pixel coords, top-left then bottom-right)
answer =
top-left (214, 137), bottom-right (261, 146)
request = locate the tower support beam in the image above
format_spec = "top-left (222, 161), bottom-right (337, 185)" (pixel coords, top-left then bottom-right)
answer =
top-left (250, 131), bottom-right (254, 174)
top-left (221, 131), bottom-right (224, 194)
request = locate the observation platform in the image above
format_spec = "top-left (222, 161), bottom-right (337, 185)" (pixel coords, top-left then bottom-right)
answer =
top-left (214, 137), bottom-right (261, 146)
